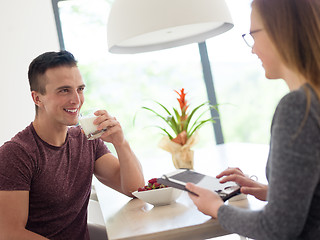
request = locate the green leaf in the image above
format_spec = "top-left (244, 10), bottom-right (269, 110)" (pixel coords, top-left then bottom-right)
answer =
top-left (154, 102), bottom-right (180, 134)
top-left (185, 102), bottom-right (208, 130)
top-left (173, 107), bottom-right (181, 123)
top-left (142, 105), bottom-right (179, 135)
top-left (188, 119), bottom-right (214, 138)
top-left (187, 107), bottom-right (214, 132)
top-left (142, 100), bottom-right (218, 139)
top-left (155, 126), bottom-right (174, 139)
top-left (168, 116), bottom-right (179, 135)
top-left (154, 101), bottom-right (172, 116)
top-left (142, 106), bottom-right (169, 123)
top-left (142, 125), bottom-right (174, 139)
top-left (173, 107), bottom-right (182, 132)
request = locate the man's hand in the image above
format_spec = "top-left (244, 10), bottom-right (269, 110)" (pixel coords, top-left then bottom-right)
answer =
top-left (217, 167), bottom-right (268, 201)
top-left (186, 183), bottom-right (224, 219)
top-left (93, 110), bottom-right (125, 147)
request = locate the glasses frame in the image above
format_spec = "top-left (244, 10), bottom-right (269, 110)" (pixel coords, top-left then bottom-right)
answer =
top-left (242, 29), bottom-right (263, 48)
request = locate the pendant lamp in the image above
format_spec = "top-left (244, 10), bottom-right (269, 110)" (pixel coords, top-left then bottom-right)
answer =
top-left (107, 0), bottom-right (234, 54)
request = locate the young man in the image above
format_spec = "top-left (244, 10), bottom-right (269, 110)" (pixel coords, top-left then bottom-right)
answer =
top-left (0, 51), bottom-right (145, 239)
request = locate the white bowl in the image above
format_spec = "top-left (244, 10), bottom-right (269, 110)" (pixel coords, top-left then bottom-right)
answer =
top-left (132, 187), bottom-right (182, 206)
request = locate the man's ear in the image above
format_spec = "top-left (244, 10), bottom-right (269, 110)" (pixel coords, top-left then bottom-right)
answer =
top-left (31, 91), bottom-right (42, 107)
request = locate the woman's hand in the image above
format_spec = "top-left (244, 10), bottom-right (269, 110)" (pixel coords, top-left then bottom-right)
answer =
top-left (217, 167), bottom-right (268, 201)
top-left (186, 183), bottom-right (224, 218)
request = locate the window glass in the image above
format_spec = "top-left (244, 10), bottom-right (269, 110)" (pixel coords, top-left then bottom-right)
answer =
top-left (58, 0), bottom-right (288, 159)
top-left (205, 0), bottom-right (288, 143)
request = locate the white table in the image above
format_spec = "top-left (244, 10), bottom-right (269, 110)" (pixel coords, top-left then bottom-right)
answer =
top-left (94, 143), bottom-right (269, 240)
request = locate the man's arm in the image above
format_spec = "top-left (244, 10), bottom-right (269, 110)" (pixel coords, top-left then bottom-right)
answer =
top-left (93, 110), bottom-right (145, 197)
top-left (94, 142), bottom-right (144, 197)
top-left (0, 191), bottom-right (48, 240)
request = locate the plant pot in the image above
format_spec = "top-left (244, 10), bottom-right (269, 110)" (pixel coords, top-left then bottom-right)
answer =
top-left (172, 148), bottom-right (194, 169)
top-left (158, 133), bottom-right (198, 170)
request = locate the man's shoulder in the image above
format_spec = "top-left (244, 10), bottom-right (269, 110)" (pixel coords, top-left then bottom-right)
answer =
top-left (0, 124), bottom-right (36, 159)
top-left (5, 124), bottom-right (35, 148)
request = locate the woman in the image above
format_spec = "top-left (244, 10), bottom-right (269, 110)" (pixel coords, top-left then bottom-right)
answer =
top-left (186, 0), bottom-right (320, 239)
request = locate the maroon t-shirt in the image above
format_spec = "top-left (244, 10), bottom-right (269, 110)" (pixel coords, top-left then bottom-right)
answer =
top-left (0, 123), bottom-right (110, 239)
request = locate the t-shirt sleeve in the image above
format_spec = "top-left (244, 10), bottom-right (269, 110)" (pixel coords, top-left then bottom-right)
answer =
top-left (218, 89), bottom-right (320, 239)
top-left (94, 138), bottom-right (111, 160)
top-left (0, 142), bottom-right (34, 191)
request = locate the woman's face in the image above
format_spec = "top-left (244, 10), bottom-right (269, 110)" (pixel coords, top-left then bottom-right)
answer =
top-left (250, 7), bottom-right (286, 79)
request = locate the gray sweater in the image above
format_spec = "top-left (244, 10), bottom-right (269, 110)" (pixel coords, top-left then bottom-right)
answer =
top-left (218, 85), bottom-right (320, 239)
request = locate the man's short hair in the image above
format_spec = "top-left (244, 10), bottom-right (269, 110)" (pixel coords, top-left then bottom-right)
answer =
top-left (28, 50), bottom-right (78, 94)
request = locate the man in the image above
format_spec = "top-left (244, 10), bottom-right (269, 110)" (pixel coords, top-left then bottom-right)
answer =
top-left (0, 51), bottom-right (145, 239)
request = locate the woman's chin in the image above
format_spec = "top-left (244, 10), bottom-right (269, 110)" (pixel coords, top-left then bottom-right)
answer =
top-left (264, 71), bottom-right (280, 80)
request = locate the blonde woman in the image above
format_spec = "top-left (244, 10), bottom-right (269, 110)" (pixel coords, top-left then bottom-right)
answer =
top-left (186, 0), bottom-right (320, 239)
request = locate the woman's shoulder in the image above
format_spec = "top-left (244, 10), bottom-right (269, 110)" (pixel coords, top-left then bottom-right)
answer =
top-left (279, 85), bottom-right (307, 105)
top-left (277, 84), bottom-right (320, 112)
top-left (273, 84), bottom-right (320, 133)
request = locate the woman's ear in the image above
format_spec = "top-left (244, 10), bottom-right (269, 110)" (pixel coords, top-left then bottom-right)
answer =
top-left (31, 91), bottom-right (42, 107)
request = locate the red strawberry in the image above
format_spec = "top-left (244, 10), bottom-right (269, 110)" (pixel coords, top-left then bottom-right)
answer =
top-left (153, 182), bottom-right (161, 189)
top-left (137, 178), bottom-right (168, 192)
top-left (148, 178), bottom-right (158, 184)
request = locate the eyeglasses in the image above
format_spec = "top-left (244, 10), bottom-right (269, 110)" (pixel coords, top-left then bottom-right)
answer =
top-left (242, 29), bottom-right (263, 48)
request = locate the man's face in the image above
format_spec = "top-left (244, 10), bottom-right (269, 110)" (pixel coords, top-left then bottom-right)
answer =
top-left (35, 66), bottom-right (85, 128)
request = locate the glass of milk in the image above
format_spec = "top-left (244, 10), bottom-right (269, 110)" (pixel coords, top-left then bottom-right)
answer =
top-left (79, 112), bottom-right (106, 140)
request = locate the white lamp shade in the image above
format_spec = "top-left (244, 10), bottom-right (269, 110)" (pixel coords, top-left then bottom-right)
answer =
top-left (107, 0), bottom-right (234, 54)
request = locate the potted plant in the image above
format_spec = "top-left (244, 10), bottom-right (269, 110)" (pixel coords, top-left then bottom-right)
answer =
top-left (143, 88), bottom-right (216, 169)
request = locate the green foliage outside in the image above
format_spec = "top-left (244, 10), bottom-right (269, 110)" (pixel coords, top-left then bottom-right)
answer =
top-left (59, 0), bottom-right (288, 158)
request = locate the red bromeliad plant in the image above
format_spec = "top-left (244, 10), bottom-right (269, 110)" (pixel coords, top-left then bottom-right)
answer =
top-left (143, 88), bottom-right (216, 145)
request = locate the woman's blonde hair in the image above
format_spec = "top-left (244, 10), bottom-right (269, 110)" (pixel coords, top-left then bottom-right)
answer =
top-left (252, 0), bottom-right (320, 97)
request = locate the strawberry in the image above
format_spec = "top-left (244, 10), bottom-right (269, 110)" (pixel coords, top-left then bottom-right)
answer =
top-left (153, 182), bottom-right (161, 189)
top-left (148, 178), bottom-right (158, 184)
top-left (138, 178), bottom-right (168, 192)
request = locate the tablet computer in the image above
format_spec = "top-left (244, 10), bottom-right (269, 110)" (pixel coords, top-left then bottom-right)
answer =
top-left (157, 169), bottom-right (240, 202)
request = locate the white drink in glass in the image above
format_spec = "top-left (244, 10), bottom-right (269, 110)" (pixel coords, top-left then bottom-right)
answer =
top-left (79, 115), bottom-right (105, 140)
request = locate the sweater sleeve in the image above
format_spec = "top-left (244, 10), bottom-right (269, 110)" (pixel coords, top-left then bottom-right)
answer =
top-left (218, 87), bottom-right (320, 240)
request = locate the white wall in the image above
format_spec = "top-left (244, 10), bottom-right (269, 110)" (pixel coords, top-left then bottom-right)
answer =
top-left (0, 0), bottom-right (60, 145)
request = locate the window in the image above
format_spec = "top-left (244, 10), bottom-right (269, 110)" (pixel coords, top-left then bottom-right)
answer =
top-left (55, 0), bottom-right (287, 159)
